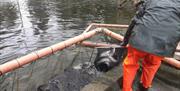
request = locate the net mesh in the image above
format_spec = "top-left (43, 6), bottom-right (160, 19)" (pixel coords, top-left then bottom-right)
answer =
top-left (0, 28), bottom-right (123, 91)
top-left (0, 27), bottom-right (180, 91)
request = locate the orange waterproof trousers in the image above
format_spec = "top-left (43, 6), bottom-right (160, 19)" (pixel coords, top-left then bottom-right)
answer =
top-left (123, 46), bottom-right (164, 91)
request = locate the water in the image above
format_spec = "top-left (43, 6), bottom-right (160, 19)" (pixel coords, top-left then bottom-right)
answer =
top-left (0, 1), bottom-right (135, 90)
top-left (0, 0), bottom-right (134, 63)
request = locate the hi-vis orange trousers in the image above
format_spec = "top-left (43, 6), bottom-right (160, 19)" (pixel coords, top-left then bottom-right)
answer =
top-left (123, 46), bottom-right (164, 91)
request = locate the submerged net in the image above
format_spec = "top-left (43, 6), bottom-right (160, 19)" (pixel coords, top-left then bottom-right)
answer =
top-left (0, 27), bottom-right (180, 91)
top-left (0, 28), bottom-right (121, 91)
top-left (0, 44), bottom-right (98, 91)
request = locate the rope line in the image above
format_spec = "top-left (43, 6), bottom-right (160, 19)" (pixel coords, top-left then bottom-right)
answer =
top-left (15, 59), bottom-right (21, 68)
top-left (50, 47), bottom-right (55, 54)
top-left (33, 51), bottom-right (40, 59)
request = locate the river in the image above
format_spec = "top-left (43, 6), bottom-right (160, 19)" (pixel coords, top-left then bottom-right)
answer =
top-left (1, 1), bottom-right (180, 91)
top-left (0, 0), bottom-right (134, 63)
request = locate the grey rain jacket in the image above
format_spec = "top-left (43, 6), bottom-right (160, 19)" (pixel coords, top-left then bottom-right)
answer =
top-left (129, 0), bottom-right (180, 57)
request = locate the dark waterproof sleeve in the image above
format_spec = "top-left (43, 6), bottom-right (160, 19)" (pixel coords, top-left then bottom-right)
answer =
top-left (129, 0), bottom-right (180, 57)
top-left (121, 0), bottom-right (146, 46)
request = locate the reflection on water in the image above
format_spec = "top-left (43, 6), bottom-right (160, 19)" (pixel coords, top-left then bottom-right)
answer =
top-left (0, 1), bottom-right (21, 62)
top-left (0, 0), bottom-right (134, 63)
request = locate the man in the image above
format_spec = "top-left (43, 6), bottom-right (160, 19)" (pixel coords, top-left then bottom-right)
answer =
top-left (122, 0), bottom-right (180, 91)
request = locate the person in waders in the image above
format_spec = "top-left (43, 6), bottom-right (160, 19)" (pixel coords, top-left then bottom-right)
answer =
top-left (122, 0), bottom-right (180, 91)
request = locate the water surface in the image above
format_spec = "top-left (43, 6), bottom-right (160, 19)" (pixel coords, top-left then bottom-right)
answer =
top-left (0, 0), bottom-right (134, 63)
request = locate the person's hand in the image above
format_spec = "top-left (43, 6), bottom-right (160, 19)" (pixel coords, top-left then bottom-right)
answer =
top-left (134, 0), bottom-right (145, 10)
top-left (133, 0), bottom-right (141, 6)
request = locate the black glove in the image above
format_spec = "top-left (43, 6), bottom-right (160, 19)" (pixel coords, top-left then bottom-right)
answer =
top-left (120, 19), bottom-right (136, 46)
top-left (120, 0), bottom-right (145, 47)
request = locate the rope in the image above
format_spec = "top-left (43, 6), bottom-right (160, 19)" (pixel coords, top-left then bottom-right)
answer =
top-left (68, 46), bottom-right (82, 68)
top-left (88, 44), bottom-right (96, 62)
top-left (15, 59), bottom-right (21, 68)
top-left (11, 71), bottom-right (17, 91)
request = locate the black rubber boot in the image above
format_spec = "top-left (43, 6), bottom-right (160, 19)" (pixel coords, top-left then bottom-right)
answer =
top-left (137, 83), bottom-right (150, 91)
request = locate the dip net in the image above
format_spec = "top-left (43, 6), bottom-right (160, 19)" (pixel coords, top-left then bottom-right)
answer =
top-left (0, 26), bottom-right (179, 91)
